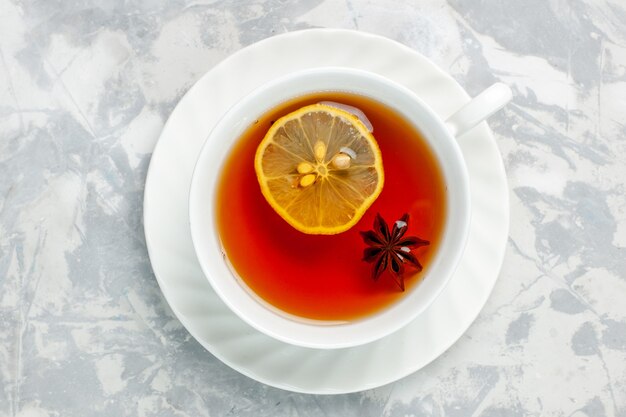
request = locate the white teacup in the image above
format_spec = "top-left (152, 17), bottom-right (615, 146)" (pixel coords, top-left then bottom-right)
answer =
top-left (189, 67), bottom-right (511, 349)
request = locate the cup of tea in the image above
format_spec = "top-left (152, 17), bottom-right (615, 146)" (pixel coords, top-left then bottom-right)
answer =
top-left (189, 67), bottom-right (511, 349)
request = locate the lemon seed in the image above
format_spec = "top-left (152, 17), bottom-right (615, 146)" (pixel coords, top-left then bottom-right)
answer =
top-left (297, 162), bottom-right (314, 174)
top-left (299, 174), bottom-right (317, 187)
top-left (331, 153), bottom-right (351, 170)
top-left (314, 141), bottom-right (327, 161)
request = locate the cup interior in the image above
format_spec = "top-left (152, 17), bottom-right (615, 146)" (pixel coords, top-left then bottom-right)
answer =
top-left (189, 67), bottom-right (471, 349)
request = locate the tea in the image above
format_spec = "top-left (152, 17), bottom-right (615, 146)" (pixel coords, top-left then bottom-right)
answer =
top-left (216, 92), bottom-right (446, 321)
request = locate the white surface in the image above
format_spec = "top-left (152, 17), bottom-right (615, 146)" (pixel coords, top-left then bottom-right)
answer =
top-left (188, 67), bottom-right (472, 349)
top-left (5, 1), bottom-right (625, 413)
top-left (143, 29), bottom-right (509, 394)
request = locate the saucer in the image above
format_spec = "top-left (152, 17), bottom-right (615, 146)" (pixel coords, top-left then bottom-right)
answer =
top-left (143, 29), bottom-right (509, 394)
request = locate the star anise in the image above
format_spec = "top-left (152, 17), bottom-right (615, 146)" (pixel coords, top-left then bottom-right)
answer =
top-left (360, 213), bottom-right (430, 291)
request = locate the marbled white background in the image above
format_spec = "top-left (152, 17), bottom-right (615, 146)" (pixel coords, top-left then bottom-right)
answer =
top-left (1, 0), bottom-right (625, 416)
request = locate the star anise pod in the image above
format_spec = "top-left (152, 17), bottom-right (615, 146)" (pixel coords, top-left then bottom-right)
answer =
top-left (360, 213), bottom-right (430, 291)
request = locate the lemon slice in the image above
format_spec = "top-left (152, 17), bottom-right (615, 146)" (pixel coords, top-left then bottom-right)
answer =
top-left (254, 103), bottom-right (384, 235)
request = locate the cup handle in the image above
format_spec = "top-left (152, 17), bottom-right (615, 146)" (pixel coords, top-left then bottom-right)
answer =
top-left (445, 83), bottom-right (512, 137)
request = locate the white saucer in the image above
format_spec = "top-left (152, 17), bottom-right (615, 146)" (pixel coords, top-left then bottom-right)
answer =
top-left (143, 29), bottom-right (509, 394)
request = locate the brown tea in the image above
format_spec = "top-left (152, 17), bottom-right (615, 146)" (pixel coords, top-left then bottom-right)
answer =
top-left (216, 92), bottom-right (446, 321)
